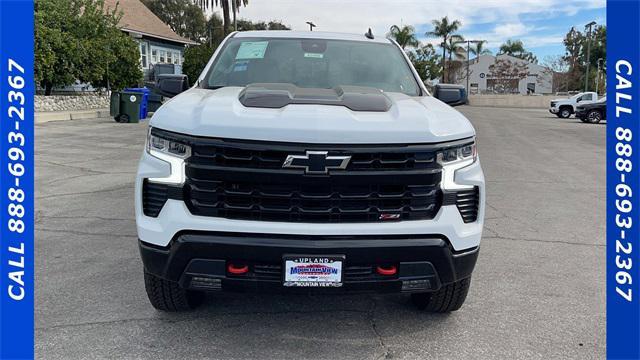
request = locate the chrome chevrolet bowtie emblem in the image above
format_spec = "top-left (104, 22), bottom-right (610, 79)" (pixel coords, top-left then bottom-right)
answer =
top-left (283, 151), bottom-right (351, 174)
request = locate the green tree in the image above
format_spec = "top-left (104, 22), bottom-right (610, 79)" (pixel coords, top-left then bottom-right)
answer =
top-left (407, 43), bottom-right (441, 81)
top-left (183, 44), bottom-right (215, 86)
top-left (387, 25), bottom-right (419, 49)
top-left (142, 0), bottom-right (207, 41)
top-left (560, 25), bottom-right (606, 91)
top-left (498, 39), bottom-right (537, 63)
top-left (35, 0), bottom-right (142, 94)
top-left (426, 16), bottom-right (462, 83)
top-left (470, 40), bottom-right (491, 57)
top-left (236, 19), bottom-right (289, 31)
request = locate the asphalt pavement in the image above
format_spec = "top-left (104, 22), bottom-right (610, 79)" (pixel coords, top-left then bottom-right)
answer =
top-left (35, 106), bottom-right (605, 359)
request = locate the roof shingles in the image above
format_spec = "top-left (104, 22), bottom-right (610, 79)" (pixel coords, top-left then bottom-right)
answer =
top-left (104, 0), bottom-right (197, 45)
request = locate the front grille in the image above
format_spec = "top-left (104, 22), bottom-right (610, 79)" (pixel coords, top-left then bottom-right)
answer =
top-left (185, 178), bottom-right (440, 222)
top-left (149, 129), bottom-right (478, 223)
top-left (455, 187), bottom-right (479, 223)
top-left (190, 143), bottom-right (437, 171)
top-left (182, 137), bottom-right (447, 223)
top-left (550, 101), bottom-right (557, 107)
top-left (142, 180), bottom-right (168, 217)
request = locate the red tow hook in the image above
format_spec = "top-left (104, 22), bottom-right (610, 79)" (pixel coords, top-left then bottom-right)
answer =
top-left (227, 263), bottom-right (249, 275)
top-left (376, 265), bottom-right (397, 276)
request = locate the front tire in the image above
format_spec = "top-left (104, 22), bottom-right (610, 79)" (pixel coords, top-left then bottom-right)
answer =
top-left (586, 110), bottom-right (602, 123)
top-left (144, 270), bottom-right (204, 311)
top-left (411, 278), bottom-right (471, 312)
top-left (558, 107), bottom-right (572, 118)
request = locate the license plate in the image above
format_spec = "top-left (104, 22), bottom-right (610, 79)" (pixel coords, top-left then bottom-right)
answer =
top-left (283, 255), bottom-right (344, 287)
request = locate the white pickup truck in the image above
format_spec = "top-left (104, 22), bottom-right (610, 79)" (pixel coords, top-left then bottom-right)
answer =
top-left (549, 92), bottom-right (598, 118)
top-left (136, 31), bottom-right (485, 313)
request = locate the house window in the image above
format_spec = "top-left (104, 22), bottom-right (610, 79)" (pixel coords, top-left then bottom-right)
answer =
top-left (173, 51), bottom-right (180, 64)
top-left (140, 42), bottom-right (148, 68)
top-left (167, 51), bottom-right (173, 64)
top-left (159, 50), bottom-right (166, 63)
top-left (151, 49), bottom-right (157, 63)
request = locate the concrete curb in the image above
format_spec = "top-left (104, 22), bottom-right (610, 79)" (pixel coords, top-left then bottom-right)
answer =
top-left (35, 108), bottom-right (110, 124)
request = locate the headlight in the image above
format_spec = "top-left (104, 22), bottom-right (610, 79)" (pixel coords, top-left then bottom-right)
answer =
top-left (438, 140), bottom-right (477, 164)
top-left (146, 128), bottom-right (191, 184)
top-left (147, 129), bottom-right (191, 159)
top-left (438, 139), bottom-right (477, 190)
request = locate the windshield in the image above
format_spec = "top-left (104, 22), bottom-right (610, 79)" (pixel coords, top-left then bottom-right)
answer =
top-left (203, 37), bottom-right (420, 96)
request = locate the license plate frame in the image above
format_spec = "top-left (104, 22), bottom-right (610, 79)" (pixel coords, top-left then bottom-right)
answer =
top-left (283, 255), bottom-right (345, 287)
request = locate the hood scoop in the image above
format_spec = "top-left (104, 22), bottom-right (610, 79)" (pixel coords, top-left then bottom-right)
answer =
top-left (238, 83), bottom-right (392, 112)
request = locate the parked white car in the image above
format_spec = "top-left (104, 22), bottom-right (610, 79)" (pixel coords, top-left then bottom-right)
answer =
top-left (549, 92), bottom-right (598, 118)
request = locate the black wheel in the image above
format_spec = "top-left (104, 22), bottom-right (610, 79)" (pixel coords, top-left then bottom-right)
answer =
top-left (411, 277), bottom-right (471, 312)
top-left (586, 109), bottom-right (602, 123)
top-left (144, 270), bottom-right (204, 311)
top-left (558, 107), bottom-right (572, 118)
top-left (115, 114), bottom-right (130, 123)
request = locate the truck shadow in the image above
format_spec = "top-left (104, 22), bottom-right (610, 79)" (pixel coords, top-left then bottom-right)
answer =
top-left (147, 292), bottom-right (456, 357)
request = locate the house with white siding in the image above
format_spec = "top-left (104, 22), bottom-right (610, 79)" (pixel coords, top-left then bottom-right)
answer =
top-left (104, 0), bottom-right (198, 79)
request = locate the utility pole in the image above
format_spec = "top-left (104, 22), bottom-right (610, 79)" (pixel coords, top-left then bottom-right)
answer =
top-left (595, 58), bottom-right (604, 95)
top-left (584, 21), bottom-right (596, 92)
top-left (466, 40), bottom-right (481, 95)
top-left (306, 21), bottom-right (316, 31)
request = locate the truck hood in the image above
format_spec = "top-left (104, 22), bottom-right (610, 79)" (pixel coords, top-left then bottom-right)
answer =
top-left (551, 98), bottom-right (572, 103)
top-left (150, 87), bottom-right (475, 144)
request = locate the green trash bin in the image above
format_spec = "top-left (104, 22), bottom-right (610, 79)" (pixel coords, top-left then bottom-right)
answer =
top-left (109, 91), bottom-right (121, 118)
top-left (114, 90), bottom-right (142, 123)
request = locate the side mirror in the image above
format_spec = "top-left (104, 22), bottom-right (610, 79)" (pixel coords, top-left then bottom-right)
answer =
top-left (156, 74), bottom-right (189, 98)
top-left (576, 98), bottom-right (582, 102)
top-left (434, 85), bottom-right (467, 106)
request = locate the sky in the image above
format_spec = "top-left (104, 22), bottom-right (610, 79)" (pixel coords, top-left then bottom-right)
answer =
top-left (213, 0), bottom-right (606, 64)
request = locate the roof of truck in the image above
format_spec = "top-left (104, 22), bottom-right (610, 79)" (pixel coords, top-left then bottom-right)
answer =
top-left (233, 30), bottom-right (392, 44)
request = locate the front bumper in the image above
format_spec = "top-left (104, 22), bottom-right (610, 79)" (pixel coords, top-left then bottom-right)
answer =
top-left (549, 107), bottom-right (559, 114)
top-left (140, 232), bottom-right (479, 294)
top-left (575, 109), bottom-right (587, 119)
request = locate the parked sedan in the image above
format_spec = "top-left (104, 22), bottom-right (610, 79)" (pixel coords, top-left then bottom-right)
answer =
top-left (575, 97), bottom-right (606, 123)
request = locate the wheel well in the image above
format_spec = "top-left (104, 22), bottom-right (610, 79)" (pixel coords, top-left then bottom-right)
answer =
top-left (559, 105), bottom-right (573, 113)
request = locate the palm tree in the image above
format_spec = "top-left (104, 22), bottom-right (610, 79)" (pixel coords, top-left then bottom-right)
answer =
top-left (231, 0), bottom-right (249, 32)
top-left (498, 39), bottom-right (537, 63)
top-left (470, 40), bottom-right (491, 57)
top-left (387, 25), bottom-right (419, 49)
top-left (444, 35), bottom-right (465, 82)
top-left (193, 0), bottom-right (248, 34)
top-left (426, 16), bottom-right (462, 83)
top-left (499, 39), bottom-right (526, 56)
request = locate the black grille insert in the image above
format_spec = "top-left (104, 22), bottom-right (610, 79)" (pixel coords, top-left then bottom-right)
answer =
top-left (455, 187), bottom-right (479, 223)
top-left (142, 180), bottom-right (169, 217)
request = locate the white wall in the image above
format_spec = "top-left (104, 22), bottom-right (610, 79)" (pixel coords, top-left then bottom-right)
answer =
top-left (458, 54), bottom-right (553, 95)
